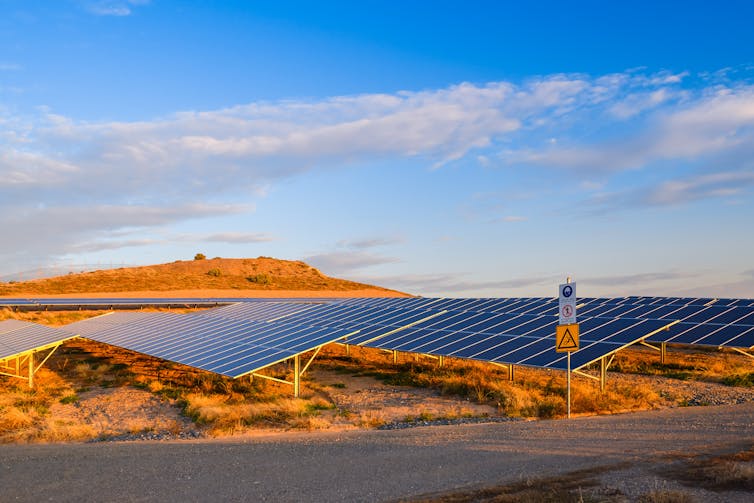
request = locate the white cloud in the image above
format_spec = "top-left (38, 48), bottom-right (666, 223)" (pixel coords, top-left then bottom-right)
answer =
top-left (0, 203), bottom-right (246, 270)
top-left (3, 69), bottom-right (754, 273)
top-left (507, 84), bottom-right (754, 172)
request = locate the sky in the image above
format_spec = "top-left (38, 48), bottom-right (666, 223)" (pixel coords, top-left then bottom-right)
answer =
top-left (1, 0), bottom-right (753, 298)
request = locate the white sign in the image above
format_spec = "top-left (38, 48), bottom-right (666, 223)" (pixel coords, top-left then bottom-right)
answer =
top-left (559, 282), bottom-right (577, 325)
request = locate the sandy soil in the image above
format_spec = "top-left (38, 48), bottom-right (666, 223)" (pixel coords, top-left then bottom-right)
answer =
top-left (48, 387), bottom-right (196, 440)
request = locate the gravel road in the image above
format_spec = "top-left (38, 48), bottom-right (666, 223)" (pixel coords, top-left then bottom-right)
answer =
top-left (1, 402), bottom-right (753, 502)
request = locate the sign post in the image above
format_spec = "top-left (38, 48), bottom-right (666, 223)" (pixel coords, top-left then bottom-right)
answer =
top-left (557, 280), bottom-right (579, 418)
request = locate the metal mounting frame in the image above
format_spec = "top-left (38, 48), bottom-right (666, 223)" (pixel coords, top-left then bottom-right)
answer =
top-left (246, 342), bottom-right (332, 398)
top-left (0, 343), bottom-right (65, 388)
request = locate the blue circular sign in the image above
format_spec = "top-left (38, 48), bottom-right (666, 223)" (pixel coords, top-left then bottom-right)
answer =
top-left (562, 285), bottom-right (573, 298)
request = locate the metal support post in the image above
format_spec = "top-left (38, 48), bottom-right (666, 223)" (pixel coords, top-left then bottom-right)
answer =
top-left (600, 356), bottom-right (607, 393)
top-left (392, 350), bottom-right (398, 364)
top-left (509, 365), bottom-right (515, 381)
top-left (438, 355), bottom-right (444, 367)
top-left (28, 352), bottom-right (34, 389)
top-left (566, 352), bottom-right (571, 419)
top-left (293, 354), bottom-right (300, 398)
top-left (345, 344), bottom-right (350, 357)
top-left (660, 342), bottom-right (667, 364)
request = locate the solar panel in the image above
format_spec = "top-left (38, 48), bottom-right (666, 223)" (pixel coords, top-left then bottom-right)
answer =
top-left (75, 311), bottom-right (355, 378)
top-left (63, 312), bottom-right (157, 336)
top-left (0, 320), bottom-right (78, 361)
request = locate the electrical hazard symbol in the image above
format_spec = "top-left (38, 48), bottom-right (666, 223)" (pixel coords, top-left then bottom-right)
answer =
top-left (556, 324), bottom-right (580, 353)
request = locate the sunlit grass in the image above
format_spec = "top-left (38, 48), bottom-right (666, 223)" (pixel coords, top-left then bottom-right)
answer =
top-left (316, 346), bottom-right (663, 419)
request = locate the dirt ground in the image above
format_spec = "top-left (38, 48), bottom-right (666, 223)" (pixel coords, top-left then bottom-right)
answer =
top-left (47, 387), bottom-right (196, 440)
top-left (309, 369), bottom-right (499, 426)
top-left (1, 402), bottom-right (752, 502)
top-left (37, 366), bottom-right (754, 441)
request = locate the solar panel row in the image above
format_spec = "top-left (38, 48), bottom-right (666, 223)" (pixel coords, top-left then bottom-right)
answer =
top-left (336, 296), bottom-right (754, 349)
top-left (69, 311), bottom-right (354, 378)
top-left (202, 301), bottom-right (676, 371)
top-left (4, 294), bottom-right (749, 389)
top-left (0, 320), bottom-right (77, 361)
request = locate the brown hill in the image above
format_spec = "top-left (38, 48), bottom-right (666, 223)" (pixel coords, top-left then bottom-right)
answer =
top-left (0, 257), bottom-right (409, 298)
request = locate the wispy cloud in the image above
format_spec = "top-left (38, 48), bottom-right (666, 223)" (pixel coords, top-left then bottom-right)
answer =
top-left (505, 84), bottom-right (754, 173)
top-left (357, 272), bottom-right (560, 296)
top-left (585, 170), bottom-right (754, 213)
top-left (304, 251), bottom-right (400, 275)
top-left (202, 232), bottom-right (276, 244)
top-left (644, 171), bottom-right (754, 206)
top-left (3, 69), bottom-right (754, 273)
top-left (0, 203), bottom-right (246, 269)
top-left (83, 0), bottom-right (150, 16)
top-left (582, 271), bottom-right (694, 286)
top-left (336, 236), bottom-right (404, 249)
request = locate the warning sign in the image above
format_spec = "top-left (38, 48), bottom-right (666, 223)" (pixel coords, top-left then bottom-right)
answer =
top-left (556, 324), bottom-right (580, 352)
top-left (558, 282), bottom-right (577, 325)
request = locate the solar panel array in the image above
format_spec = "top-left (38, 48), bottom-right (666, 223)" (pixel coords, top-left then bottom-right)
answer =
top-left (187, 300), bottom-right (674, 371)
top-left (3, 294), bottom-right (749, 384)
top-left (0, 320), bottom-right (78, 361)
top-left (337, 296), bottom-right (754, 350)
top-left (67, 309), bottom-right (355, 378)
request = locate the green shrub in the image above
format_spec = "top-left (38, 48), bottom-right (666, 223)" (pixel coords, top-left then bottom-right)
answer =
top-left (722, 372), bottom-right (754, 387)
top-left (207, 268), bottom-right (222, 277)
top-left (194, 253), bottom-right (206, 260)
top-left (246, 273), bottom-right (271, 285)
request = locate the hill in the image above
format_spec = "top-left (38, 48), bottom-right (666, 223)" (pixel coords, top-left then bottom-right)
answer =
top-left (0, 257), bottom-right (408, 297)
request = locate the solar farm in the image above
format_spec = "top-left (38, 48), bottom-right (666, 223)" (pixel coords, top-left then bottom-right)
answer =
top-left (1, 295), bottom-right (752, 397)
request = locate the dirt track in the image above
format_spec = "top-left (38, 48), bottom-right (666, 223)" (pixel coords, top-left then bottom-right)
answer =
top-left (1, 402), bottom-right (752, 502)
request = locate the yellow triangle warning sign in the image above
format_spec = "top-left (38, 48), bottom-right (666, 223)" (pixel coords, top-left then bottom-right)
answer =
top-left (556, 324), bottom-right (580, 353)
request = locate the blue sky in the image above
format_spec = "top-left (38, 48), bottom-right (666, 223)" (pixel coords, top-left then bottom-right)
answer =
top-left (1, 0), bottom-right (753, 298)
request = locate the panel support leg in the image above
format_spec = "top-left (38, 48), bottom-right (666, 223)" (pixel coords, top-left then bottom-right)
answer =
top-left (438, 355), bottom-right (444, 368)
top-left (660, 342), bottom-right (667, 364)
top-left (600, 356), bottom-right (607, 393)
top-left (28, 352), bottom-right (34, 389)
top-left (345, 344), bottom-right (350, 357)
top-left (509, 365), bottom-right (515, 381)
top-left (392, 350), bottom-right (398, 364)
top-left (293, 354), bottom-right (300, 398)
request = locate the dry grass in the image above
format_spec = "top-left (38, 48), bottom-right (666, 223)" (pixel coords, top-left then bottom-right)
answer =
top-left (0, 308), bottom-right (107, 326)
top-left (0, 307), bottom-right (198, 327)
top-left (0, 367), bottom-right (85, 442)
top-left (0, 257), bottom-right (402, 295)
top-left (317, 347), bottom-right (663, 419)
top-left (608, 345), bottom-right (754, 385)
